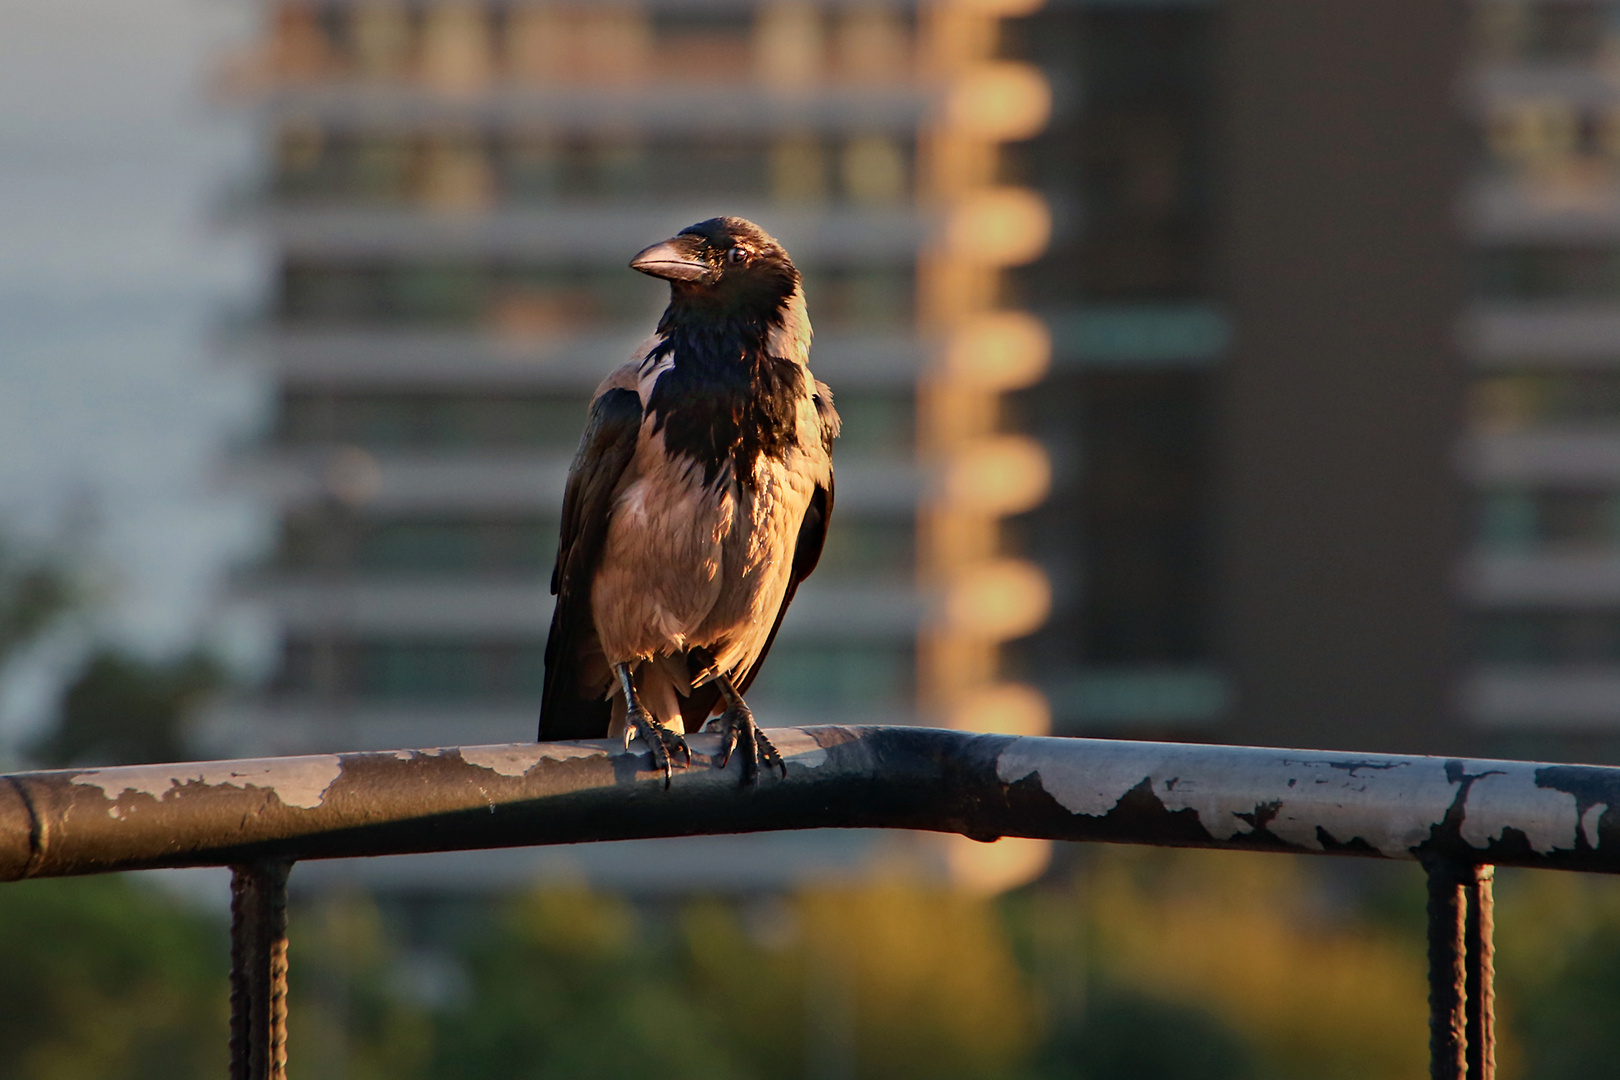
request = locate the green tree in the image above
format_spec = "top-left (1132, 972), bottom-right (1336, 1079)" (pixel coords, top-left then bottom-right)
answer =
top-left (1036, 988), bottom-right (1254, 1080)
top-left (1493, 867), bottom-right (1620, 1078)
top-left (0, 875), bottom-right (225, 1080)
top-left (289, 887), bottom-right (437, 1080)
top-left (30, 649), bottom-right (221, 767)
top-left (0, 542), bottom-right (73, 663)
top-left (431, 887), bottom-right (741, 1080)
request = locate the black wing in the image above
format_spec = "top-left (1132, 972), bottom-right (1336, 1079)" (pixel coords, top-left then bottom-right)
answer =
top-left (539, 387), bottom-right (642, 740)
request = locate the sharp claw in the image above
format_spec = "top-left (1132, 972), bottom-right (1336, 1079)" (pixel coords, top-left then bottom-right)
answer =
top-left (740, 725), bottom-right (759, 786)
top-left (625, 708), bottom-right (688, 788)
top-left (755, 730), bottom-right (787, 781)
top-left (709, 706), bottom-right (784, 786)
top-left (717, 724), bottom-right (739, 770)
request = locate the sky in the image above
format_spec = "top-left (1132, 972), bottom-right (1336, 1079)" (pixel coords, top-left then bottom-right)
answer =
top-left (0, 0), bottom-right (267, 737)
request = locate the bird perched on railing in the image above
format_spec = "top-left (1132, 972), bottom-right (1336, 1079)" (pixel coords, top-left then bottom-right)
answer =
top-left (538, 217), bottom-right (839, 784)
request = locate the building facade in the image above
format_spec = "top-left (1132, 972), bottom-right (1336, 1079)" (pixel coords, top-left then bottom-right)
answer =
top-left (209, 0), bottom-right (1055, 888)
top-left (208, 0), bottom-right (1620, 895)
top-left (1460, 0), bottom-right (1620, 759)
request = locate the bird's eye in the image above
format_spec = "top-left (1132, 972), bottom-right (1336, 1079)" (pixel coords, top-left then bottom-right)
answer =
top-left (727, 246), bottom-right (748, 265)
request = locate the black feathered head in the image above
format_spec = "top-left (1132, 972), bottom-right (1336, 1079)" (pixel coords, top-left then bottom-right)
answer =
top-left (631, 217), bottom-right (800, 330)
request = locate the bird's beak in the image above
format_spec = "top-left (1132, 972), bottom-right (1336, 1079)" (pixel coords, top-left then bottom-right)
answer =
top-left (630, 236), bottom-right (710, 282)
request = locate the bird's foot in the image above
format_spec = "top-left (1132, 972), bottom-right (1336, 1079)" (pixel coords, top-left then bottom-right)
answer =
top-left (624, 707), bottom-right (691, 788)
top-left (710, 702), bottom-right (786, 785)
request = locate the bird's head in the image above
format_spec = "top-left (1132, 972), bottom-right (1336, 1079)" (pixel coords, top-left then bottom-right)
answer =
top-left (631, 217), bottom-right (800, 327)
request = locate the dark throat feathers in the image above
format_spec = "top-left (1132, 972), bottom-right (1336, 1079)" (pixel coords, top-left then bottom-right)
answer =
top-left (644, 304), bottom-right (806, 487)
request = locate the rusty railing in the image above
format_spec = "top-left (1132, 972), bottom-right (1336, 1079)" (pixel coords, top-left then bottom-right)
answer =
top-left (6, 725), bottom-right (1618, 1080)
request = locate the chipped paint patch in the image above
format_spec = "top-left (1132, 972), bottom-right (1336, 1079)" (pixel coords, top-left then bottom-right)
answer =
top-left (1582, 803), bottom-right (1607, 849)
top-left (1241, 757), bottom-right (1455, 857)
top-left (1461, 769), bottom-right (1580, 855)
top-left (70, 756), bottom-right (343, 813)
top-left (996, 738), bottom-right (1458, 857)
top-left (764, 728), bottom-right (830, 769)
top-left (997, 738), bottom-right (1153, 818)
top-left (674, 730), bottom-right (831, 771)
top-left (384, 748), bottom-right (452, 762)
top-left (459, 742), bottom-right (606, 776)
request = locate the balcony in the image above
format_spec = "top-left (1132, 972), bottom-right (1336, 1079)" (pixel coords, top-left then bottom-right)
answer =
top-left (250, 83), bottom-right (934, 135)
top-left (1460, 428), bottom-right (1620, 485)
top-left (1461, 551), bottom-right (1620, 605)
top-left (1461, 664), bottom-right (1620, 728)
top-left (238, 326), bottom-right (929, 391)
top-left (262, 203), bottom-right (932, 261)
top-left (232, 450), bottom-right (923, 513)
top-left (1463, 303), bottom-right (1620, 364)
top-left (239, 576), bottom-right (925, 637)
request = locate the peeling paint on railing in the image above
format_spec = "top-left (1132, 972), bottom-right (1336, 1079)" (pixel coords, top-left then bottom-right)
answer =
top-left (4, 727), bottom-right (1620, 882)
top-left (69, 756), bottom-right (345, 814)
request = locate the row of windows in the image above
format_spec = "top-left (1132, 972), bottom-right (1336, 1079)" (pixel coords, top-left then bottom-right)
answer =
top-left (269, 3), bottom-right (914, 89)
top-left (1473, 0), bottom-right (1620, 64)
top-left (1470, 0), bottom-right (1620, 670)
top-left (1476, 611), bottom-right (1620, 664)
top-left (276, 512), bottom-right (915, 578)
top-left (1476, 247), bottom-right (1620, 301)
top-left (1005, 7), bottom-right (1216, 305)
top-left (1474, 372), bottom-right (1620, 433)
top-left (276, 390), bottom-right (914, 456)
top-left (1481, 100), bottom-right (1620, 174)
top-left (279, 514), bottom-right (557, 574)
top-left (1477, 489), bottom-right (1620, 551)
top-left (279, 261), bottom-right (914, 331)
top-left (279, 392), bottom-right (587, 451)
top-left (1012, 370), bottom-right (1213, 669)
top-left (275, 128), bottom-right (913, 208)
top-left (270, 635), bottom-right (914, 706)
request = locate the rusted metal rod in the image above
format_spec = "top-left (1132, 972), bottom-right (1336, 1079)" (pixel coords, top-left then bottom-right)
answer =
top-left (230, 858), bottom-right (292, 1080)
top-left (1, 728), bottom-right (1619, 880)
top-left (1423, 857), bottom-right (1496, 1080)
top-left (1425, 857), bottom-right (1469, 1080)
top-left (1465, 865), bottom-right (1496, 1080)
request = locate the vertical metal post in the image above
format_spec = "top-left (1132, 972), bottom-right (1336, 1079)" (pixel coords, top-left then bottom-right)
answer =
top-left (1425, 858), bottom-right (1496, 1080)
top-left (230, 859), bottom-right (292, 1080)
top-left (1425, 856), bottom-right (1467, 1080)
top-left (1464, 865), bottom-right (1496, 1080)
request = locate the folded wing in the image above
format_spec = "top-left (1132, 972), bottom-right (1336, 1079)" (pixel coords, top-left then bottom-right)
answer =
top-left (539, 386), bottom-right (643, 740)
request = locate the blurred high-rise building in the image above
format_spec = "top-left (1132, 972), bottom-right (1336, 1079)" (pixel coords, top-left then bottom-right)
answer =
top-left (1005, 4), bottom-right (1226, 737)
top-left (205, 0), bottom-right (1620, 900)
top-left (999, 2), bottom-right (1470, 758)
top-left (1003, 0), bottom-right (1620, 763)
top-left (207, 0), bottom-right (1055, 890)
top-left (1459, 0), bottom-right (1620, 754)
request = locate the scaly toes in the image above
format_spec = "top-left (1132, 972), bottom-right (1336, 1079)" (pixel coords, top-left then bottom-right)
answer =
top-left (712, 708), bottom-right (784, 785)
top-left (716, 714), bottom-right (743, 770)
top-left (662, 725), bottom-right (691, 768)
top-left (753, 727), bottom-right (787, 781)
top-left (627, 709), bottom-right (683, 787)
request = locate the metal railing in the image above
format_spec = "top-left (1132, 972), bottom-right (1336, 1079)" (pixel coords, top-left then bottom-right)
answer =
top-left (6, 724), bottom-right (1618, 1080)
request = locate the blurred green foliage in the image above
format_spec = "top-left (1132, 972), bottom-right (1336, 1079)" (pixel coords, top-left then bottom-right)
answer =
top-left (0, 534), bottom-right (223, 772)
top-left (30, 649), bottom-right (222, 768)
top-left (0, 875), bottom-right (225, 1080)
top-left (0, 542), bottom-right (74, 664)
top-left (1493, 866), bottom-right (1620, 1078)
top-left (11, 847), bottom-right (1620, 1079)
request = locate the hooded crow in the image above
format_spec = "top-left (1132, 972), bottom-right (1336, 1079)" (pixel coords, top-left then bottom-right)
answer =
top-left (538, 217), bottom-right (839, 784)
